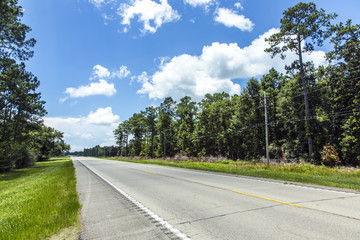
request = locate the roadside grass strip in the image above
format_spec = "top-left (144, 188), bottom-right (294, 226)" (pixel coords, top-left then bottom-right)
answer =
top-left (0, 157), bottom-right (81, 240)
top-left (104, 157), bottom-right (360, 191)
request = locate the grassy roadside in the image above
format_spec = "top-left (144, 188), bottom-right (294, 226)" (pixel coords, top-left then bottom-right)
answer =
top-left (0, 157), bottom-right (81, 240)
top-left (104, 157), bottom-right (360, 191)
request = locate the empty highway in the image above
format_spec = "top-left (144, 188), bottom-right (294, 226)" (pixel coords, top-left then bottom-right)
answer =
top-left (73, 156), bottom-right (360, 240)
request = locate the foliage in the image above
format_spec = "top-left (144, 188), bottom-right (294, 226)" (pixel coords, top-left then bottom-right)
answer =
top-left (321, 143), bottom-right (341, 167)
top-left (0, 0), bottom-right (68, 172)
top-left (0, 0), bottom-right (36, 61)
top-left (32, 126), bottom-right (70, 161)
top-left (265, 2), bottom-right (337, 161)
top-left (86, 3), bottom-right (360, 167)
top-left (0, 157), bottom-right (81, 240)
top-left (325, 20), bottom-right (360, 165)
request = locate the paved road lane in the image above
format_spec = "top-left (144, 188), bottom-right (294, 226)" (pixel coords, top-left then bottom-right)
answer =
top-left (74, 160), bottom-right (176, 240)
top-left (74, 157), bottom-right (360, 240)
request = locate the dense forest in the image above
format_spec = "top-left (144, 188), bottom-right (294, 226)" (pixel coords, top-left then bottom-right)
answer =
top-left (77, 3), bottom-right (359, 167)
top-left (0, 0), bottom-right (69, 172)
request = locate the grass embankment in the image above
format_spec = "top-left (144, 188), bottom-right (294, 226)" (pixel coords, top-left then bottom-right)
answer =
top-left (0, 157), bottom-right (81, 240)
top-left (105, 157), bottom-right (360, 191)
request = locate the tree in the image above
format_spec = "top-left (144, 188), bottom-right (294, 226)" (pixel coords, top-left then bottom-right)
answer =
top-left (128, 113), bottom-right (146, 156)
top-left (114, 120), bottom-right (130, 156)
top-left (325, 20), bottom-right (360, 165)
top-left (157, 97), bottom-right (176, 157)
top-left (196, 92), bottom-right (232, 157)
top-left (175, 96), bottom-right (197, 154)
top-left (0, 61), bottom-right (46, 170)
top-left (0, 0), bottom-right (36, 61)
top-left (0, 0), bottom-right (46, 171)
top-left (144, 106), bottom-right (157, 157)
top-left (260, 68), bottom-right (285, 148)
top-left (35, 126), bottom-right (70, 161)
top-left (265, 2), bottom-right (336, 161)
top-left (232, 79), bottom-right (264, 160)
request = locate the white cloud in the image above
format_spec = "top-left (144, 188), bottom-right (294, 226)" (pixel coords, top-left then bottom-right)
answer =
top-left (234, 2), bottom-right (243, 10)
top-left (80, 133), bottom-right (94, 140)
top-left (137, 52), bottom-right (241, 101)
top-left (119, 0), bottom-right (180, 34)
top-left (65, 79), bottom-right (116, 98)
top-left (184, 0), bottom-right (215, 7)
top-left (87, 107), bottom-right (120, 125)
top-left (137, 71), bottom-right (150, 83)
top-left (43, 107), bottom-right (120, 151)
top-left (91, 64), bottom-right (131, 80)
top-left (111, 65), bottom-right (131, 78)
top-left (91, 64), bottom-right (111, 79)
top-left (89, 0), bottom-right (107, 8)
top-left (137, 28), bottom-right (326, 101)
top-left (214, 7), bottom-right (254, 31)
top-left (59, 97), bottom-right (69, 103)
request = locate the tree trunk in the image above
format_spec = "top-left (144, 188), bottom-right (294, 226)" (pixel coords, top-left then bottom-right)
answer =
top-left (298, 40), bottom-right (313, 162)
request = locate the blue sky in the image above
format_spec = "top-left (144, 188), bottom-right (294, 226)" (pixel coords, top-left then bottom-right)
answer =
top-left (19, 0), bottom-right (360, 151)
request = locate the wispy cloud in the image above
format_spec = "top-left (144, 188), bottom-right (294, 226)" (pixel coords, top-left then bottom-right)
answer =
top-left (214, 7), bottom-right (254, 31)
top-left (184, 0), bottom-right (215, 8)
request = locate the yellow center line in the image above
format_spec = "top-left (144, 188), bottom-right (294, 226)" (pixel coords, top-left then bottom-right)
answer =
top-left (232, 190), bottom-right (302, 207)
top-left (144, 171), bottom-right (157, 174)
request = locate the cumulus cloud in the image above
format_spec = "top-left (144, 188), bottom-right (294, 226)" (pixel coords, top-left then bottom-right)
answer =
top-left (214, 7), bottom-right (254, 32)
top-left (43, 107), bottom-right (120, 151)
top-left (119, 0), bottom-right (180, 34)
top-left (91, 64), bottom-right (111, 79)
top-left (111, 65), bottom-right (131, 78)
top-left (65, 79), bottom-right (116, 98)
top-left (184, 0), bottom-right (215, 7)
top-left (137, 52), bottom-right (242, 101)
top-left (87, 107), bottom-right (120, 125)
top-left (137, 28), bottom-right (326, 101)
top-left (91, 64), bottom-right (131, 80)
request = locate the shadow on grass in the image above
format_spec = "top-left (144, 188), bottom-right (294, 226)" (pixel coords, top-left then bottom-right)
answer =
top-left (0, 157), bottom-right (69, 182)
top-left (0, 166), bottom-right (41, 182)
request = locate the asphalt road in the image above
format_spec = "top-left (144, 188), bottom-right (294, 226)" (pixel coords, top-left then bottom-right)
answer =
top-left (73, 156), bottom-right (360, 240)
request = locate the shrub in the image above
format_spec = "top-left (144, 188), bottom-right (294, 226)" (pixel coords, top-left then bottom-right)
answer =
top-left (321, 143), bottom-right (341, 167)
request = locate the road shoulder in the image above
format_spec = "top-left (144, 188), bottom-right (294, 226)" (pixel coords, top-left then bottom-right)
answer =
top-left (73, 159), bottom-right (173, 240)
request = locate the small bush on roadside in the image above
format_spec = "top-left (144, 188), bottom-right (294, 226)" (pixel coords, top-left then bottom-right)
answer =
top-left (219, 160), bottom-right (236, 165)
top-left (322, 143), bottom-right (341, 167)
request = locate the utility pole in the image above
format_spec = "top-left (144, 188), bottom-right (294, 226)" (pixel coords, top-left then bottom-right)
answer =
top-left (163, 130), bottom-right (166, 159)
top-left (264, 91), bottom-right (270, 165)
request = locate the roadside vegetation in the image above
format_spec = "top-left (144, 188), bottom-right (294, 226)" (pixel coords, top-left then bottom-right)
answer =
top-left (105, 157), bottom-right (360, 191)
top-left (75, 2), bottom-right (360, 168)
top-left (0, 0), bottom-right (70, 173)
top-left (0, 157), bottom-right (81, 240)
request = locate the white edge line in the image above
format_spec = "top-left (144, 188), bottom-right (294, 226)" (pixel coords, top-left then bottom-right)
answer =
top-left (78, 160), bottom-right (191, 240)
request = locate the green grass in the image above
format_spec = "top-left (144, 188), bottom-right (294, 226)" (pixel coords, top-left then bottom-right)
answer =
top-left (104, 157), bottom-right (360, 191)
top-left (0, 157), bottom-right (81, 240)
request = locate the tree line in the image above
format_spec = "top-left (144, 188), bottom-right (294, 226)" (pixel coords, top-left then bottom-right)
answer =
top-left (107, 3), bottom-right (359, 166)
top-left (75, 3), bottom-right (359, 166)
top-left (0, 0), bottom-right (69, 172)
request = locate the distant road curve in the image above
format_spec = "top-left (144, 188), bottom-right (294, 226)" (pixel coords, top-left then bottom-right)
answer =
top-left (74, 156), bottom-right (360, 240)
